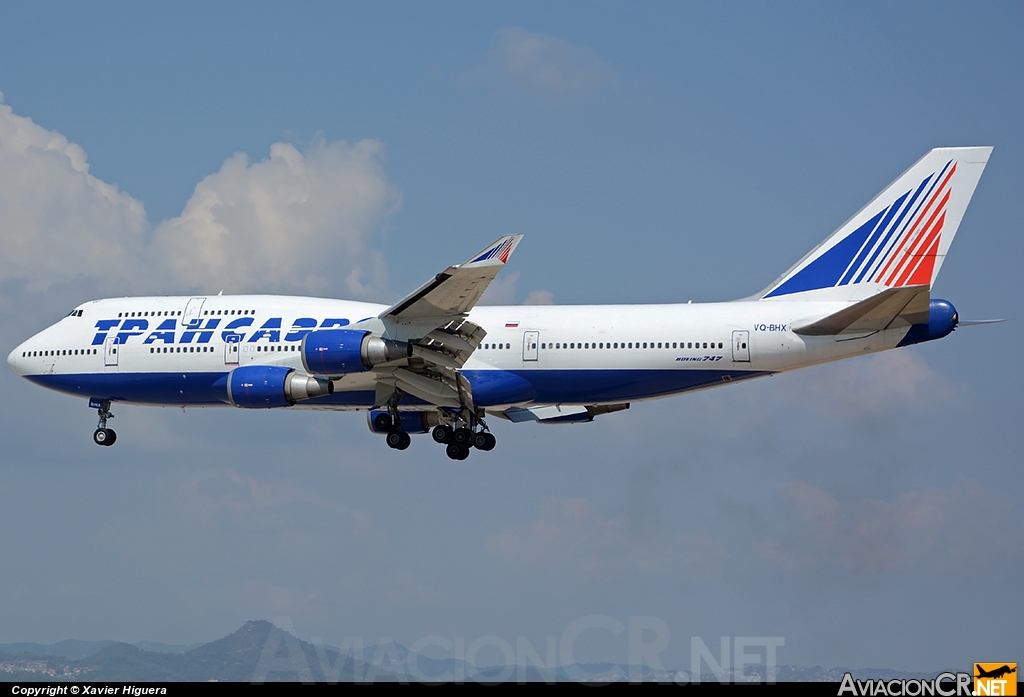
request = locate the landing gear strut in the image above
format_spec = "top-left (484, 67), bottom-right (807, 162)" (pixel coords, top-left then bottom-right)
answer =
top-left (93, 400), bottom-right (116, 446)
top-left (433, 410), bottom-right (495, 460)
top-left (383, 391), bottom-right (411, 450)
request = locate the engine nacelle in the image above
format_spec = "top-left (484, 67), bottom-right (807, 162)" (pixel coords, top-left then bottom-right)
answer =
top-left (226, 365), bottom-right (333, 409)
top-left (301, 329), bottom-right (409, 376)
top-left (366, 410), bottom-right (441, 434)
top-left (898, 299), bottom-right (959, 347)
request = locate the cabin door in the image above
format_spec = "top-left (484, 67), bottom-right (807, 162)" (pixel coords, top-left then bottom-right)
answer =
top-left (104, 336), bottom-right (119, 367)
top-left (522, 331), bottom-right (539, 361)
top-left (732, 330), bottom-right (750, 362)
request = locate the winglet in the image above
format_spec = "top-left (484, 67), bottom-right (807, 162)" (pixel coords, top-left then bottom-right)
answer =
top-left (461, 235), bottom-right (523, 268)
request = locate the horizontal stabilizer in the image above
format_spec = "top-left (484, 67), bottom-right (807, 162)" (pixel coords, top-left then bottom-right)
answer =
top-left (793, 285), bottom-right (929, 336)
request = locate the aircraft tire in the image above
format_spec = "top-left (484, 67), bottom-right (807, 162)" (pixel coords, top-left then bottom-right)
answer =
top-left (474, 432), bottom-right (496, 451)
top-left (432, 425), bottom-right (452, 444)
top-left (446, 443), bottom-right (468, 460)
top-left (93, 428), bottom-right (115, 446)
top-left (396, 432), bottom-right (411, 450)
top-left (452, 428), bottom-right (473, 446)
top-left (385, 430), bottom-right (405, 449)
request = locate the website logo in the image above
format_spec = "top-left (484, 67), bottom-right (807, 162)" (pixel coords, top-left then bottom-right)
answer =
top-left (974, 663), bottom-right (1017, 696)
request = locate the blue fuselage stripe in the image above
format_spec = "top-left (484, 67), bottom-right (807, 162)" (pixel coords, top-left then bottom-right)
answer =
top-left (25, 368), bottom-right (771, 407)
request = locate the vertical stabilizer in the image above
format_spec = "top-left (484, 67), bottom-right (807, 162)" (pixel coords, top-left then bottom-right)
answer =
top-left (760, 147), bottom-right (991, 299)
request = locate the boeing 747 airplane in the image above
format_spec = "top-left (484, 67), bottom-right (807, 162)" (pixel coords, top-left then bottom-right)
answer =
top-left (7, 147), bottom-right (996, 459)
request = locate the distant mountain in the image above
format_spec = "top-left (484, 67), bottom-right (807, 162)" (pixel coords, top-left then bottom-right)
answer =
top-left (133, 641), bottom-right (205, 654)
top-left (1, 621), bottom-right (400, 683)
top-left (0, 639), bottom-right (114, 660)
top-left (0, 623), bottom-right (946, 683)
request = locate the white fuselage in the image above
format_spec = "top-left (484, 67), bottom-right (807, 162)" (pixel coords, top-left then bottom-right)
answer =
top-left (7, 294), bottom-right (910, 411)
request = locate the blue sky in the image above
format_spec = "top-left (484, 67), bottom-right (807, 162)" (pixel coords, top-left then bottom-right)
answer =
top-left (0, 2), bottom-right (1021, 673)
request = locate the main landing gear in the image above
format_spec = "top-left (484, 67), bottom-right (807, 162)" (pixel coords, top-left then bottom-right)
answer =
top-left (372, 408), bottom-right (412, 451)
top-left (374, 395), bottom-right (496, 459)
top-left (93, 400), bottom-right (116, 446)
top-left (430, 412), bottom-right (495, 461)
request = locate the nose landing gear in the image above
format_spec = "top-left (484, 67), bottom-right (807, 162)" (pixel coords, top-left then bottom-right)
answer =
top-left (93, 400), bottom-right (116, 446)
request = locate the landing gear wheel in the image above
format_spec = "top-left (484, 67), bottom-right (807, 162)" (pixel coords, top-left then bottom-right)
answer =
top-left (374, 413), bottom-right (393, 432)
top-left (93, 428), bottom-right (116, 446)
top-left (473, 432), bottom-right (496, 451)
top-left (385, 430), bottom-right (407, 449)
top-left (452, 428), bottom-right (474, 446)
top-left (432, 425), bottom-right (453, 444)
top-left (446, 443), bottom-right (469, 460)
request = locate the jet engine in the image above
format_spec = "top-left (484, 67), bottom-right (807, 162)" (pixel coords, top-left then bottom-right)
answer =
top-left (301, 329), bottom-right (409, 375)
top-left (226, 365), bottom-right (333, 408)
top-left (366, 410), bottom-right (441, 434)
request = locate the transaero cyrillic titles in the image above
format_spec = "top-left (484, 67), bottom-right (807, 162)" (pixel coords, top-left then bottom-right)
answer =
top-left (91, 318), bottom-right (359, 346)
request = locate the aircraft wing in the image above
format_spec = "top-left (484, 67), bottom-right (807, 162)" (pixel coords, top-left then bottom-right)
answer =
top-left (370, 235), bottom-right (522, 409)
top-left (792, 285), bottom-right (930, 336)
top-left (380, 235), bottom-right (523, 336)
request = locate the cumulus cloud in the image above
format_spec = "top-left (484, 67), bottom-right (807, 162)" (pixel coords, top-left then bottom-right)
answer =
top-left (491, 27), bottom-right (612, 97)
top-left (478, 269), bottom-right (555, 306)
top-left (0, 93), bottom-right (148, 291)
top-left (755, 479), bottom-right (1020, 573)
top-left (522, 289), bottom-right (554, 305)
top-left (793, 349), bottom-right (951, 417)
top-left (151, 138), bottom-right (399, 296)
top-left (0, 93), bottom-right (399, 298)
top-left (487, 497), bottom-right (726, 581)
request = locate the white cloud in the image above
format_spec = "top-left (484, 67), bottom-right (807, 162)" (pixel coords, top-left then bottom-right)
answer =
top-left (151, 138), bottom-right (399, 297)
top-left (491, 27), bottom-right (612, 97)
top-left (0, 93), bottom-right (148, 292)
top-left (478, 270), bottom-right (555, 306)
top-left (792, 349), bottom-right (951, 417)
top-left (522, 289), bottom-right (554, 305)
top-left (0, 94), bottom-right (400, 297)
top-left (478, 269), bottom-right (520, 305)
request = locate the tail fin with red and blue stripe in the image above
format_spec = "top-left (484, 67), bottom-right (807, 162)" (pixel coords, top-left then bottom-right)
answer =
top-left (759, 147), bottom-right (992, 300)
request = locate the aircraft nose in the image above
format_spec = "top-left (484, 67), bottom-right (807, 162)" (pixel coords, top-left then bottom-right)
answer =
top-left (7, 345), bottom-right (24, 376)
